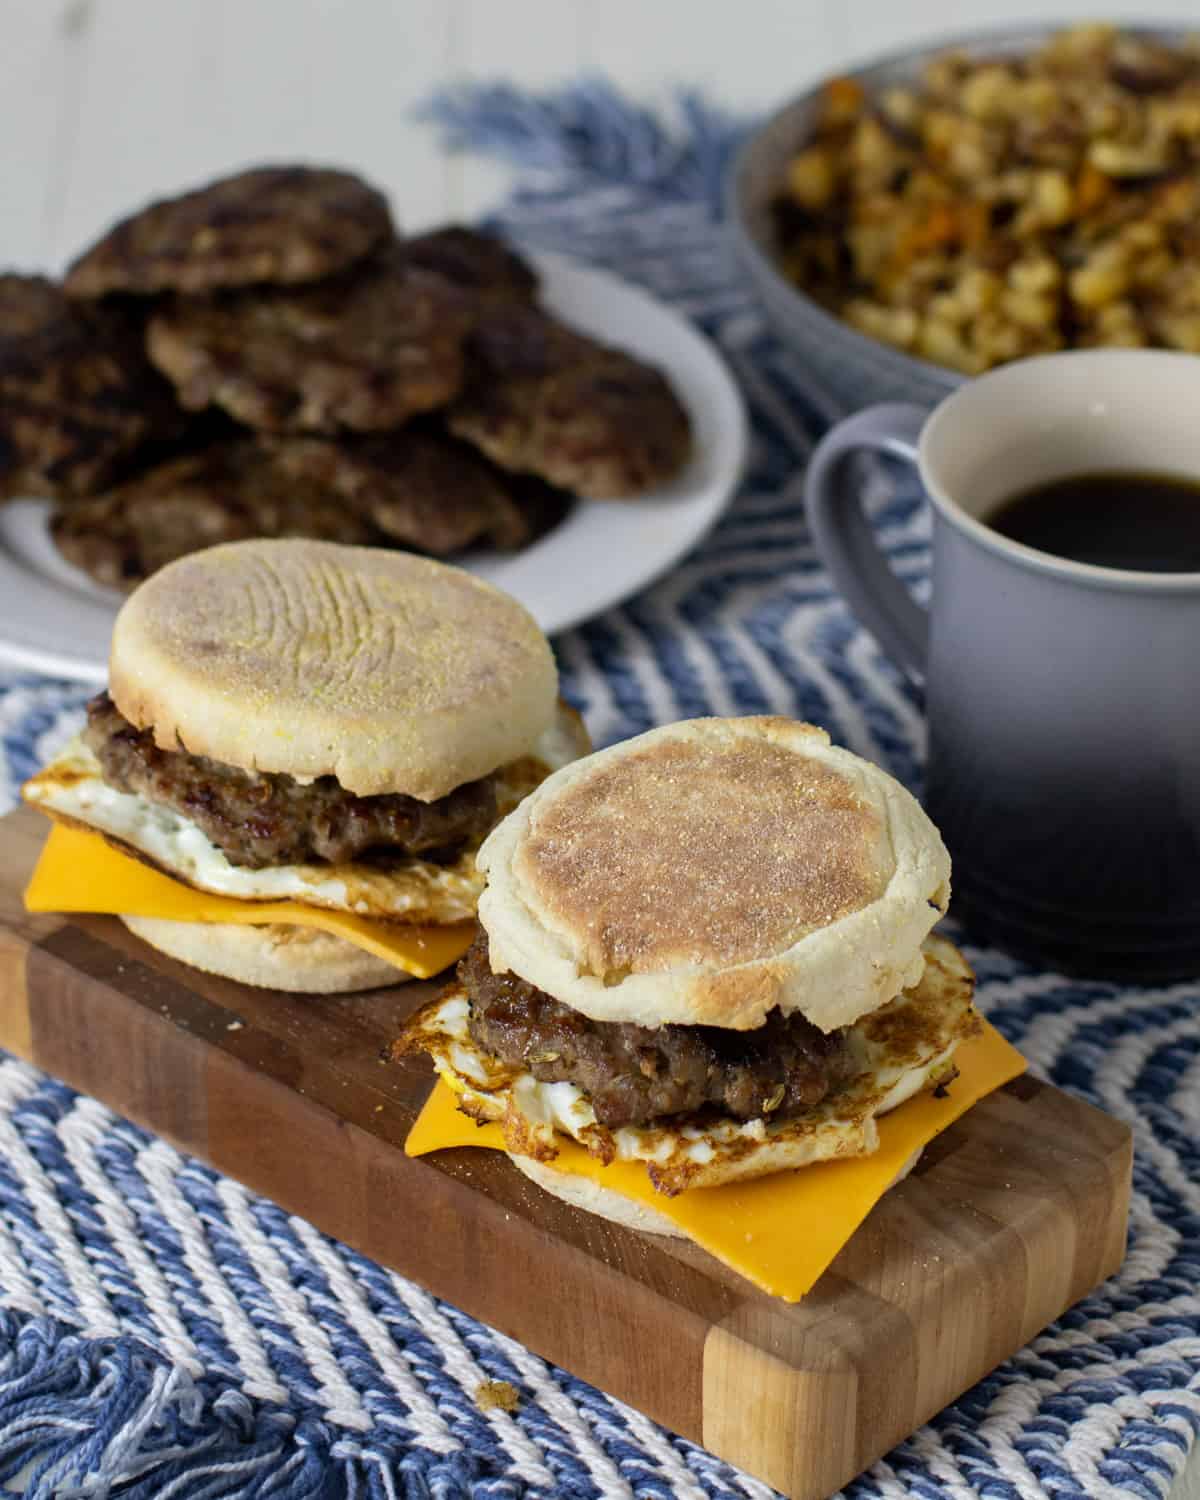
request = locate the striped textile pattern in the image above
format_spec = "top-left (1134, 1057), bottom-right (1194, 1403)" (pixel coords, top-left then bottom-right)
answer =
top-left (0, 81), bottom-right (1194, 1500)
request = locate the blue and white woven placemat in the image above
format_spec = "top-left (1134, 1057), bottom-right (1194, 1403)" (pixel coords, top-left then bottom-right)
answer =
top-left (0, 85), bottom-right (1196, 1500)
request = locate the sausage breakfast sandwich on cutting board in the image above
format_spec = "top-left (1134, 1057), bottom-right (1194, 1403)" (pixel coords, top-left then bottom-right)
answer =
top-left (400, 715), bottom-right (1025, 1293)
top-left (22, 538), bottom-right (588, 990)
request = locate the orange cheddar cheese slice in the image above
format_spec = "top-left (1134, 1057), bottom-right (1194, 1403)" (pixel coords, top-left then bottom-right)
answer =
top-left (24, 823), bottom-right (473, 979)
top-left (406, 1022), bottom-right (1027, 1300)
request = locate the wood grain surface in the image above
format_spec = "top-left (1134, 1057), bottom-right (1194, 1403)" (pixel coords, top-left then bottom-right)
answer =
top-left (0, 804), bottom-right (1132, 1500)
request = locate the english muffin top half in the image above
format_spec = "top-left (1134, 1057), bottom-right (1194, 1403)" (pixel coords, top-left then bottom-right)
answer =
top-left (478, 716), bottom-right (951, 1033)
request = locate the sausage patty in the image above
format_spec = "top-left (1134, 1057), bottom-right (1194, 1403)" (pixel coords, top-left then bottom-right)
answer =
top-left (447, 301), bottom-right (692, 499)
top-left (84, 693), bottom-right (498, 868)
top-left (0, 275), bottom-right (185, 499)
top-left (52, 439), bottom-right (381, 591)
top-left (146, 244), bottom-right (472, 434)
top-left (460, 933), bottom-right (849, 1129)
top-left (64, 165), bottom-right (393, 298)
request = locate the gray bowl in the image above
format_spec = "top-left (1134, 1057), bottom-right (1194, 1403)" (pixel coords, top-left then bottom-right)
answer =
top-left (726, 23), bottom-right (1182, 413)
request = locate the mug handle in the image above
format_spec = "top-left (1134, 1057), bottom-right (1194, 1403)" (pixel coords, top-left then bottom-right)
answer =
top-left (804, 403), bottom-right (930, 685)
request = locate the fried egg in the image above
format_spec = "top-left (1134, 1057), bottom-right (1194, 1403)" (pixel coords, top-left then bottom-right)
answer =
top-left (400, 933), bottom-right (980, 1193)
top-left (24, 703), bottom-right (589, 926)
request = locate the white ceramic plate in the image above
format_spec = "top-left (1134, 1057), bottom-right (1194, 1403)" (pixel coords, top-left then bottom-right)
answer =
top-left (0, 252), bottom-right (747, 683)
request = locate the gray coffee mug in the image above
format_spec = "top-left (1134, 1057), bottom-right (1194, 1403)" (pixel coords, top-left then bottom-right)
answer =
top-left (805, 349), bottom-right (1200, 979)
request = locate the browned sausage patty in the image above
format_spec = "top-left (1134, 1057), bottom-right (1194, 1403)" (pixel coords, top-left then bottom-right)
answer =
top-left (53, 427), bottom-right (569, 590)
top-left (267, 425), bottom-right (532, 552)
top-left (459, 932), bottom-right (850, 1129)
top-left (448, 301), bottom-right (692, 499)
top-left (83, 693), bottom-right (501, 868)
top-left (51, 439), bottom-right (380, 590)
top-left (401, 225), bottom-right (538, 302)
top-left (0, 275), bottom-right (184, 499)
top-left (64, 165), bottom-right (393, 297)
top-left (146, 245), bottom-right (473, 433)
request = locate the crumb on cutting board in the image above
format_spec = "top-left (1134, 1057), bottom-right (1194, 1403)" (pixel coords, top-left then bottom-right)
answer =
top-left (475, 1379), bottom-right (519, 1413)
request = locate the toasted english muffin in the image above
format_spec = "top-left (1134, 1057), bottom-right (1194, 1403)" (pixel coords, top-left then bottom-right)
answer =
top-left (477, 716), bottom-right (951, 1034)
top-left (120, 916), bottom-right (408, 994)
top-left (108, 538), bottom-right (560, 800)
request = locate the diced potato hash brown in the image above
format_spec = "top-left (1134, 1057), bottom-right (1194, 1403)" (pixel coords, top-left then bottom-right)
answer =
top-left (774, 25), bottom-right (1200, 372)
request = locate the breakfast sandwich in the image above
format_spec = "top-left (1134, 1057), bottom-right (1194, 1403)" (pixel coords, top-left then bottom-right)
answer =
top-left (398, 716), bottom-right (984, 1238)
top-left (24, 538), bottom-right (588, 991)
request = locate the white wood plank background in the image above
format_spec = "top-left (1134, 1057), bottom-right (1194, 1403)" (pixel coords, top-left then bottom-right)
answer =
top-left (5, 0), bottom-right (1200, 270)
top-left (0, 3), bottom-right (1196, 1495)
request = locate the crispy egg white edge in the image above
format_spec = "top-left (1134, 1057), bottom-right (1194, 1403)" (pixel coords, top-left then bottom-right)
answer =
top-left (24, 712), bottom-right (581, 920)
top-left (419, 986), bottom-right (966, 1171)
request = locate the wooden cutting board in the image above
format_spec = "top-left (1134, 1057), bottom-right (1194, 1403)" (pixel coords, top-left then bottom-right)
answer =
top-left (0, 804), bottom-right (1132, 1500)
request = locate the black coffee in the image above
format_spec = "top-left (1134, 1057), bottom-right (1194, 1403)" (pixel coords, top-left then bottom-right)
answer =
top-left (985, 470), bottom-right (1200, 572)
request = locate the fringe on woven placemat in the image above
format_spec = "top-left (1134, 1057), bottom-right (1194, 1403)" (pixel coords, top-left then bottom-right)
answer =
top-left (0, 1308), bottom-right (489, 1500)
top-left (423, 76), bottom-right (750, 218)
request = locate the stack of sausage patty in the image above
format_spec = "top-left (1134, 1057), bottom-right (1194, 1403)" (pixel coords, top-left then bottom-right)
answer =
top-left (0, 165), bottom-right (692, 589)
